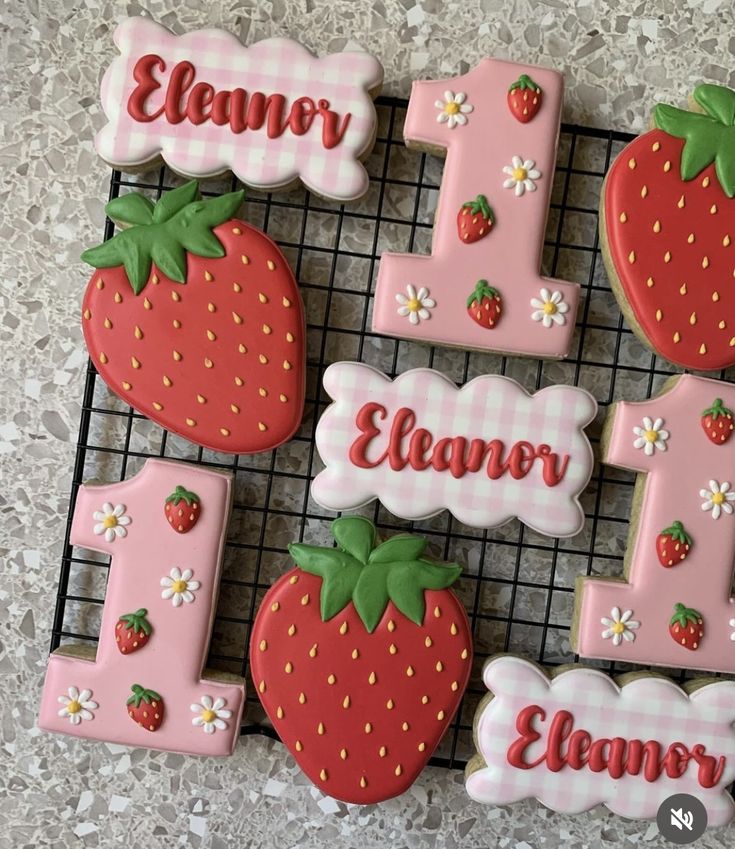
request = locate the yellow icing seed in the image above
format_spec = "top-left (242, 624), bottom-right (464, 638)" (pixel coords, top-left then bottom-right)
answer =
top-left (152, 401), bottom-right (163, 411)
top-left (233, 312), bottom-right (243, 325)
top-left (207, 329), bottom-right (216, 341)
top-left (99, 352), bottom-right (108, 364)
top-left (720, 320), bottom-right (727, 329)
top-left (258, 293), bottom-right (268, 304)
top-left (279, 393), bottom-right (288, 402)
top-left (406, 665), bottom-right (415, 677)
top-left (259, 640), bottom-right (267, 651)
top-left (104, 317), bottom-right (112, 329)
top-left (691, 311), bottom-right (699, 325)
top-left (677, 195), bottom-right (685, 209)
top-left (652, 220), bottom-right (661, 233)
top-left (724, 235), bottom-right (731, 247)
top-left (276, 706), bottom-right (284, 719)
top-left (460, 648), bottom-right (468, 660)
top-left (122, 380), bottom-right (131, 391)
top-left (365, 722), bottom-right (372, 733)
top-left (360, 777), bottom-right (367, 788)
top-left (435, 660), bottom-right (444, 672)
top-left (259, 388), bottom-right (268, 398)
top-left (425, 636), bottom-right (433, 648)
top-left (663, 160), bottom-right (671, 172)
top-left (379, 746), bottom-right (387, 758)
top-left (327, 674), bottom-right (336, 685)
top-left (114, 292), bottom-right (123, 304)
top-left (233, 282), bottom-right (242, 293)
top-left (702, 256), bottom-right (710, 269)
top-left (434, 606), bottom-right (441, 618)
top-left (450, 622), bottom-right (458, 636)
top-left (232, 227), bottom-right (242, 235)
top-left (368, 671), bottom-right (376, 685)
top-left (295, 739), bottom-right (303, 751)
top-left (267, 260), bottom-right (276, 271)
top-left (231, 404), bottom-right (240, 414)
top-left (703, 176), bottom-right (711, 188)
top-left (340, 749), bottom-right (347, 761)
top-left (238, 343), bottom-right (247, 354)
top-left (713, 291), bottom-right (720, 302)
top-left (235, 376), bottom-right (244, 386)
top-left (711, 204), bottom-right (718, 214)
top-left (173, 350), bottom-right (182, 362)
top-left (204, 357), bottom-right (213, 368)
top-left (664, 251), bottom-right (672, 263)
top-left (171, 291), bottom-right (181, 303)
top-left (351, 648), bottom-right (359, 659)
top-left (655, 309), bottom-right (663, 322)
top-left (262, 324), bottom-right (272, 335)
top-left (259, 354), bottom-right (268, 364)
top-left (197, 394), bottom-right (206, 404)
top-left (673, 331), bottom-right (681, 343)
top-left (96, 278), bottom-right (104, 290)
top-left (402, 722), bottom-right (409, 731)
top-left (730, 337), bottom-right (735, 346)
top-left (451, 680), bottom-right (459, 691)
top-left (131, 356), bottom-right (141, 369)
top-left (395, 765), bottom-right (403, 777)
top-left (258, 422), bottom-right (267, 432)
top-left (286, 331), bottom-right (294, 343)
top-left (134, 325), bottom-right (143, 339)
top-left (144, 297), bottom-right (152, 310)
top-left (241, 254), bottom-right (250, 264)
top-left (83, 308), bottom-right (91, 320)
top-left (283, 360), bottom-right (292, 370)
top-left (220, 428), bottom-right (230, 437)
top-left (619, 211), bottom-right (627, 223)
top-left (317, 722), bottom-right (325, 735)
top-left (282, 297), bottom-right (291, 308)
top-left (680, 283), bottom-right (687, 295)
top-left (186, 418), bottom-right (196, 427)
top-left (204, 271), bottom-right (213, 282)
top-left (640, 185), bottom-right (648, 198)
top-left (339, 621), bottom-right (348, 635)
top-left (421, 695), bottom-right (429, 704)
top-left (628, 250), bottom-right (636, 264)
top-left (687, 233), bottom-right (695, 244)
top-left (258, 680), bottom-right (266, 694)
top-left (298, 692), bottom-right (306, 704)
top-left (437, 710), bottom-right (446, 721)
top-left (418, 742), bottom-right (426, 752)
top-left (271, 601), bottom-right (280, 612)
top-left (207, 302), bottom-right (216, 313)
top-left (388, 644), bottom-right (397, 655)
top-left (700, 343), bottom-right (708, 355)
top-left (628, 157), bottom-right (636, 169)
top-left (319, 769), bottom-right (327, 781)
top-left (652, 141), bottom-right (660, 152)
top-left (151, 274), bottom-right (159, 285)
top-left (301, 593), bottom-right (310, 605)
top-left (343, 696), bottom-right (350, 709)
top-left (284, 661), bottom-right (293, 674)
top-left (309, 643), bottom-right (318, 657)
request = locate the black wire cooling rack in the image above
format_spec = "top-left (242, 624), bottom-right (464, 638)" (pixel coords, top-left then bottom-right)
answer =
top-left (50, 95), bottom-right (734, 772)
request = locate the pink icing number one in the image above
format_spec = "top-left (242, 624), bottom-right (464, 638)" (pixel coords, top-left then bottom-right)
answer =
top-left (38, 459), bottom-right (245, 756)
top-left (373, 59), bottom-right (579, 360)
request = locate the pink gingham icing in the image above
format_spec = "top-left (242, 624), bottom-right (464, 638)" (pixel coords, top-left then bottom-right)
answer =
top-left (466, 656), bottom-right (735, 825)
top-left (372, 59), bottom-right (579, 358)
top-left (96, 17), bottom-right (383, 200)
top-left (311, 363), bottom-right (596, 537)
top-left (38, 458), bottom-right (245, 756)
top-left (575, 374), bottom-right (735, 674)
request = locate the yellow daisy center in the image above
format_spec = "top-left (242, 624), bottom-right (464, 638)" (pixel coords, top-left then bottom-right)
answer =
top-left (406, 297), bottom-right (421, 312)
top-left (172, 579), bottom-right (188, 593)
top-left (644, 429), bottom-right (659, 442)
top-left (512, 166), bottom-right (528, 181)
top-left (543, 302), bottom-right (557, 315)
top-left (611, 621), bottom-right (625, 635)
top-left (201, 709), bottom-right (217, 723)
top-left (103, 515), bottom-right (118, 529)
top-left (712, 491), bottom-right (725, 505)
top-left (444, 101), bottom-right (460, 115)
top-left (67, 699), bottom-right (82, 714)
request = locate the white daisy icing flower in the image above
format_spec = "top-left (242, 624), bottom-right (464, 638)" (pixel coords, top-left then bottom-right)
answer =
top-left (57, 686), bottom-right (98, 725)
top-left (730, 617), bottom-right (735, 641)
top-left (396, 284), bottom-right (436, 325)
top-left (700, 480), bottom-right (735, 520)
top-left (601, 607), bottom-right (640, 646)
top-left (632, 417), bottom-right (669, 456)
top-left (161, 566), bottom-right (201, 607)
top-left (530, 288), bottom-right (569, 328)
top-left (191, 695), bottom-right (232, 734)
top-left (435, 91), bottom-right (474, 128)
top-left (502, 156), bottom-right (542, 196)
top-left (93, 503), bottom-right (131, 542)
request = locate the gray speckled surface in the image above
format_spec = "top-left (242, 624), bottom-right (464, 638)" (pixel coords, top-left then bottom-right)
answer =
top-left (4, 0), bottom-right (735, 846)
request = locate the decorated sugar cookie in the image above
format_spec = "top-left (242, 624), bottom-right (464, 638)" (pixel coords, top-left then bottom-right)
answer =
top-left (372, 59), bottom-right (579, 359)
top-left (96, 17), bottom-right (383, 201)
top-left (574, 374), bottom-right (735, 674)
top-left (38, 459), bottom-right (245, 755)
top-left (81, 182), bottom-right (305, 454)
top-left (311, 363), bottom-right (597, 537)
top-left (466, 656), bottom-right (735, 825)
top-left (601, 84), bottom-right (735, 370)
top-left (250, 517), bottom-right (472, 804)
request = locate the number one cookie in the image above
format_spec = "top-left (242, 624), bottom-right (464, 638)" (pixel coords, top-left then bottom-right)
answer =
top-left (373, 59), bottom-right (579, 360)
top-left (38, 459), bottom-right (245, 756)
top-left (574, 374), bottom-right (735, 674)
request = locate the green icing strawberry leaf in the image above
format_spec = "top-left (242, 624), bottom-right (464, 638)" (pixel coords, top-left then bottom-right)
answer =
top-left (654, 84), bottom-right (735, 197)
top-left (288, 517), bottom-right (462, 632)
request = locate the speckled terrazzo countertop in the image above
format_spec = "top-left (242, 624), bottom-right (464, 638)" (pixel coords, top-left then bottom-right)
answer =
top-left (4, 1), bottom-right (735, 846)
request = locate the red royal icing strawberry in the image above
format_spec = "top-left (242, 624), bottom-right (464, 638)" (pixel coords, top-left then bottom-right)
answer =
top-left (603, 84), bottom-right (735, 370)
top-left (126, 684), bottom-right (165, 731)
top-left (466, 280), bottom-right (502, 329)
top-left (668, 603), bottom-right (704, 651)
top-left (701, 397), bottom-right (734, 445)
top-left (115, 608), bottom-right (152, 654)
top-left (507, 74), bottom-right (543, 123)
top-left (250, 517), bottom-right (472, 804)
top-left (655, 520), bottom-right (692, 567)
top-left (81, 182), bottom-right (305, 453)
top-left (457, 194), bottom-right (495, 243)
top-left (164, 484), bottom-right (201, 533)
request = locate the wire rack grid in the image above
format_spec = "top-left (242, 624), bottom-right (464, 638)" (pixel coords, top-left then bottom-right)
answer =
top-left (50, 95), bottom-right (730, 772)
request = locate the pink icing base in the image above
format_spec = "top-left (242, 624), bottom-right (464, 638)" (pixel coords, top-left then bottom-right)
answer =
top-left (373, 59), bottom-right (579, 359)
top-left (575, 374), bottom-right (735, 673)
top-left (38, 459), bottom-right (245, 756)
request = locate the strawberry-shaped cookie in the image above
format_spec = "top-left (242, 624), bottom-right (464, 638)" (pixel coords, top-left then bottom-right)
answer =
top-left (126, 684), bottom-right (165, 731)
top-left (81, 181), bottom-right (305, 453)
top-left (164, 485), bottom-right (201, 533)
top-left (115, 608), bottom-right (152, 654)
top-left (656, 520), bottom-right (692, 567)
top-left (507, 74), bottom-right (543, 123)
top-left (250, 517), bottom-right (472, 804)
top-left (467, 280), bottom-right (502, 329)
top-left (602, 84), bottom-right (735, 370)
